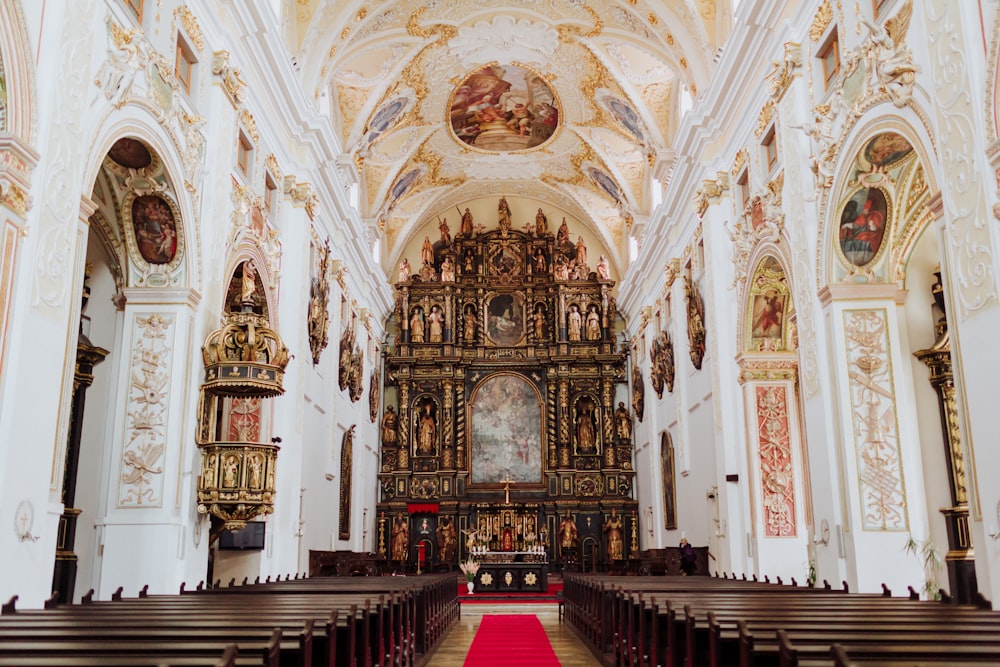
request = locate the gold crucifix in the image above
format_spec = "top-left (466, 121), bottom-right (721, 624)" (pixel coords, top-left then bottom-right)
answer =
top-left (501, 474), bottom-right (514, 505)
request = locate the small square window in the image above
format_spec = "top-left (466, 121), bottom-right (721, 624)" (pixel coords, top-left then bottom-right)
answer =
top-left (818, 31), bottom-right (840, 90)
top-left (237, 133), bottom-right (253, 177)
top-left (762, 128), bottom-right (778, 172)
top-left (737, 170), bottom-right (750, 210)
top-left (175, 38), bottom-right (196, 94)
top-left (124, 0), bottom-right (143, 20)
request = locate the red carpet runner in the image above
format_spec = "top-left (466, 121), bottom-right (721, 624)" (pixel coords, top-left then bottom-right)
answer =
top-left (463, 614), bottom-right (562, 667)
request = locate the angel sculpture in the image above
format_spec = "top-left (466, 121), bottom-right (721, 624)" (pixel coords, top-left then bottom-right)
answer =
top-left (860, 0), bottom-right (915, 107)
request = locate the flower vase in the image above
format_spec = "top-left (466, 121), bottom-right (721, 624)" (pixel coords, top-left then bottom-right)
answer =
top-left (466, 581), bottom-right (475, 595)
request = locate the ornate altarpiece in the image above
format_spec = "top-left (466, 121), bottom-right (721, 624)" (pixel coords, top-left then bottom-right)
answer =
top-left (376, 222), bottom-right (638, 569)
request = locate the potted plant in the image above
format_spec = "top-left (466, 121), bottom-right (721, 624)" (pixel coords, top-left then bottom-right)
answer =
top-left (460, 558), bottom-right (480, 594)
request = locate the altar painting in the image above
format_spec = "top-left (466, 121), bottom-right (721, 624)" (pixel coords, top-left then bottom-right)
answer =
top-left (470, 374), bottom-right (542, 484)
top-left (485, 293), bottom-right (525, 346)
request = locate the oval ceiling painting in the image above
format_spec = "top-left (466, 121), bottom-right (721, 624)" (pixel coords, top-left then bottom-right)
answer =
top-left (862, 132), bottom-right (913, 169)
top-left (449, 63), bottom-right (559, 152)
top-left (108, 138), bottom-right (153, 170)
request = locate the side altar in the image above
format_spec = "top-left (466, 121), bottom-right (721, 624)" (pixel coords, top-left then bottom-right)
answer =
top-left (372, 201), bottom-right (639, 572)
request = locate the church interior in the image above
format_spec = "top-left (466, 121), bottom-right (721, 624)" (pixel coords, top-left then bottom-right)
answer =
top-left (3, 0), bottom-right (1000, 663)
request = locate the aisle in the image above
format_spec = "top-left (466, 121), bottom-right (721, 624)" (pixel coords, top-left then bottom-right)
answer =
top-left (420, 604), bottom-right (602, 666)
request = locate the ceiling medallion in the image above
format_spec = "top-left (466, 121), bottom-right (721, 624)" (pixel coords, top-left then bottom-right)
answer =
top-left (448, 63), bottom-right (561, 154)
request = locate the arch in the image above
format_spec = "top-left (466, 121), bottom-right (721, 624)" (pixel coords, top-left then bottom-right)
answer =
top-left (223, 240), bottom-right (279, 329)
top-left (821, 109), bottom-right (940, 287)
top-left (0, 0), bottom-right (37, 142)
top-left (83, 108), bottom-right (204, 292)
top-left (737, 248), bottom-right (794, 354)
top-left (986, 3), bottom-right (1000, 143)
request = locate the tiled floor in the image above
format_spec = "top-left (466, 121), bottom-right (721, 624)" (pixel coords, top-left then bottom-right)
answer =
top-left (420, 603), bottom-right (603, 666)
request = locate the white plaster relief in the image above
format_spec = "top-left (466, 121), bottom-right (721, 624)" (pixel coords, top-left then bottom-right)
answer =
top-left (605, 43), bottom-right (673, 85)
top-left (924, 1), bottom-right (998, 318)
top-left (337, 44), bottom-right (410, 86)
top-left (843, 309), bottom-right (907, 531)
top-left (779, 94), bottom-right (821, 396)
top-left (466, 159), bottom-right (545, 180)
top-left (118, 313), bottom-right (174, 507)
top-left (449, 17), bottom-right (559, 66)
top-left (32, 1), bottom-right (95, 311)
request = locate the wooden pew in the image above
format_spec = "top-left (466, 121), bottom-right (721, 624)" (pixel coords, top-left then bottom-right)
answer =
top-left (0, 573), bottom-right (457, 667)
top-left (563, 573), bottom-right (1000, 667)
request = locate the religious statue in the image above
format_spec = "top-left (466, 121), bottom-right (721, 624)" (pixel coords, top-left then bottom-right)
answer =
top-left (567, 304), bottom-right (583, 341)
top-left (585, 304), bottom-right (601, 341)
top-left (533, 248), bottom-right (547, 273)
top-left (410, 308), bottom-right (425, 343)
top-left (596, 255), bottom-right (610, 280)
top-left (463, 306), bottom-right (477, 344)
top-left (463, 250), bottom-right (476, 274)
top-left (575, 397), bottom-right (597, 453)
top-left (557, 218), bottom-right (570, 246)
top-left (614, 402), bottom-right (631, 440)
top-left (417, 400), bottom-right (436, 455)
top-left (554, 254), bottom-right (570, 281)
top-left (436, 516), bottom-right (457, 562)
top-left (498, 196), bottom-right (512, 234)
top-left (439, 217), bottom-right (451, 245)
top-left (440, 256), bottom-right (455, 282)
top-left (398, 257), bottom-right (411, 282)
top-left (338, 314), bottom-right (355, 391)
top-left (459, 207), bottom-right (474, 236)
top-left (428, 305), bottom-right (444, 342)
top-left (575, 236), bottom-right (588, 266)
top-left (558, 511), bottom-right (578, 549)
top-left (241, 260), bottom-right (257, 302)
top-left (685, 276), bottom-right (707, 370)
top-left (603, 508), bottom-right (624, 561)
top-left (535, 208), bottom-right (548, 234)
top-left (532, 303), bottom-right (547, 341)
top-left (421, 236), bottom-right (434, 266)
top-left (381, 406), bottom-right (398, 446)
top-left (391, 515), bottom-right (409, 561)
top-left (631, 366), bottom-right (645, 423)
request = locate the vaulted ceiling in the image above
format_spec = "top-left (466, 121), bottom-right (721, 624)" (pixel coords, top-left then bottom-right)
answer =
top-left (286, 1), bottom-right (730, 268)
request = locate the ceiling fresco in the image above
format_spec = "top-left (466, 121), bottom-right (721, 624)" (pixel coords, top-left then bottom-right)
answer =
top-left (289, 0), bottom-right (725, 268)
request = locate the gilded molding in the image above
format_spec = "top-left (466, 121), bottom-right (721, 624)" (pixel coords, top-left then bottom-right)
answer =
top-left (240, 108), bottom-right (259, 144)
top-left (755, 100), bottom-right (775, 139)
top-left (283, 177), bottom-right (319, 221)
top-left (1, 183), bottom-right (30, 217)
top-left (809, 0), bottom-right (833, 42)
top-left (765, 42), bottom-right (802, 101)
top-left (173, 6), bottom-right (204, 51)
top-left (212, 51), bottom-right (248, 105)
top-left (737, 358), bottom-right (798, 384)
top-left (693, 172), bottom-right (730, 217)
top-left (731, 148), bottom-right (748, 177)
